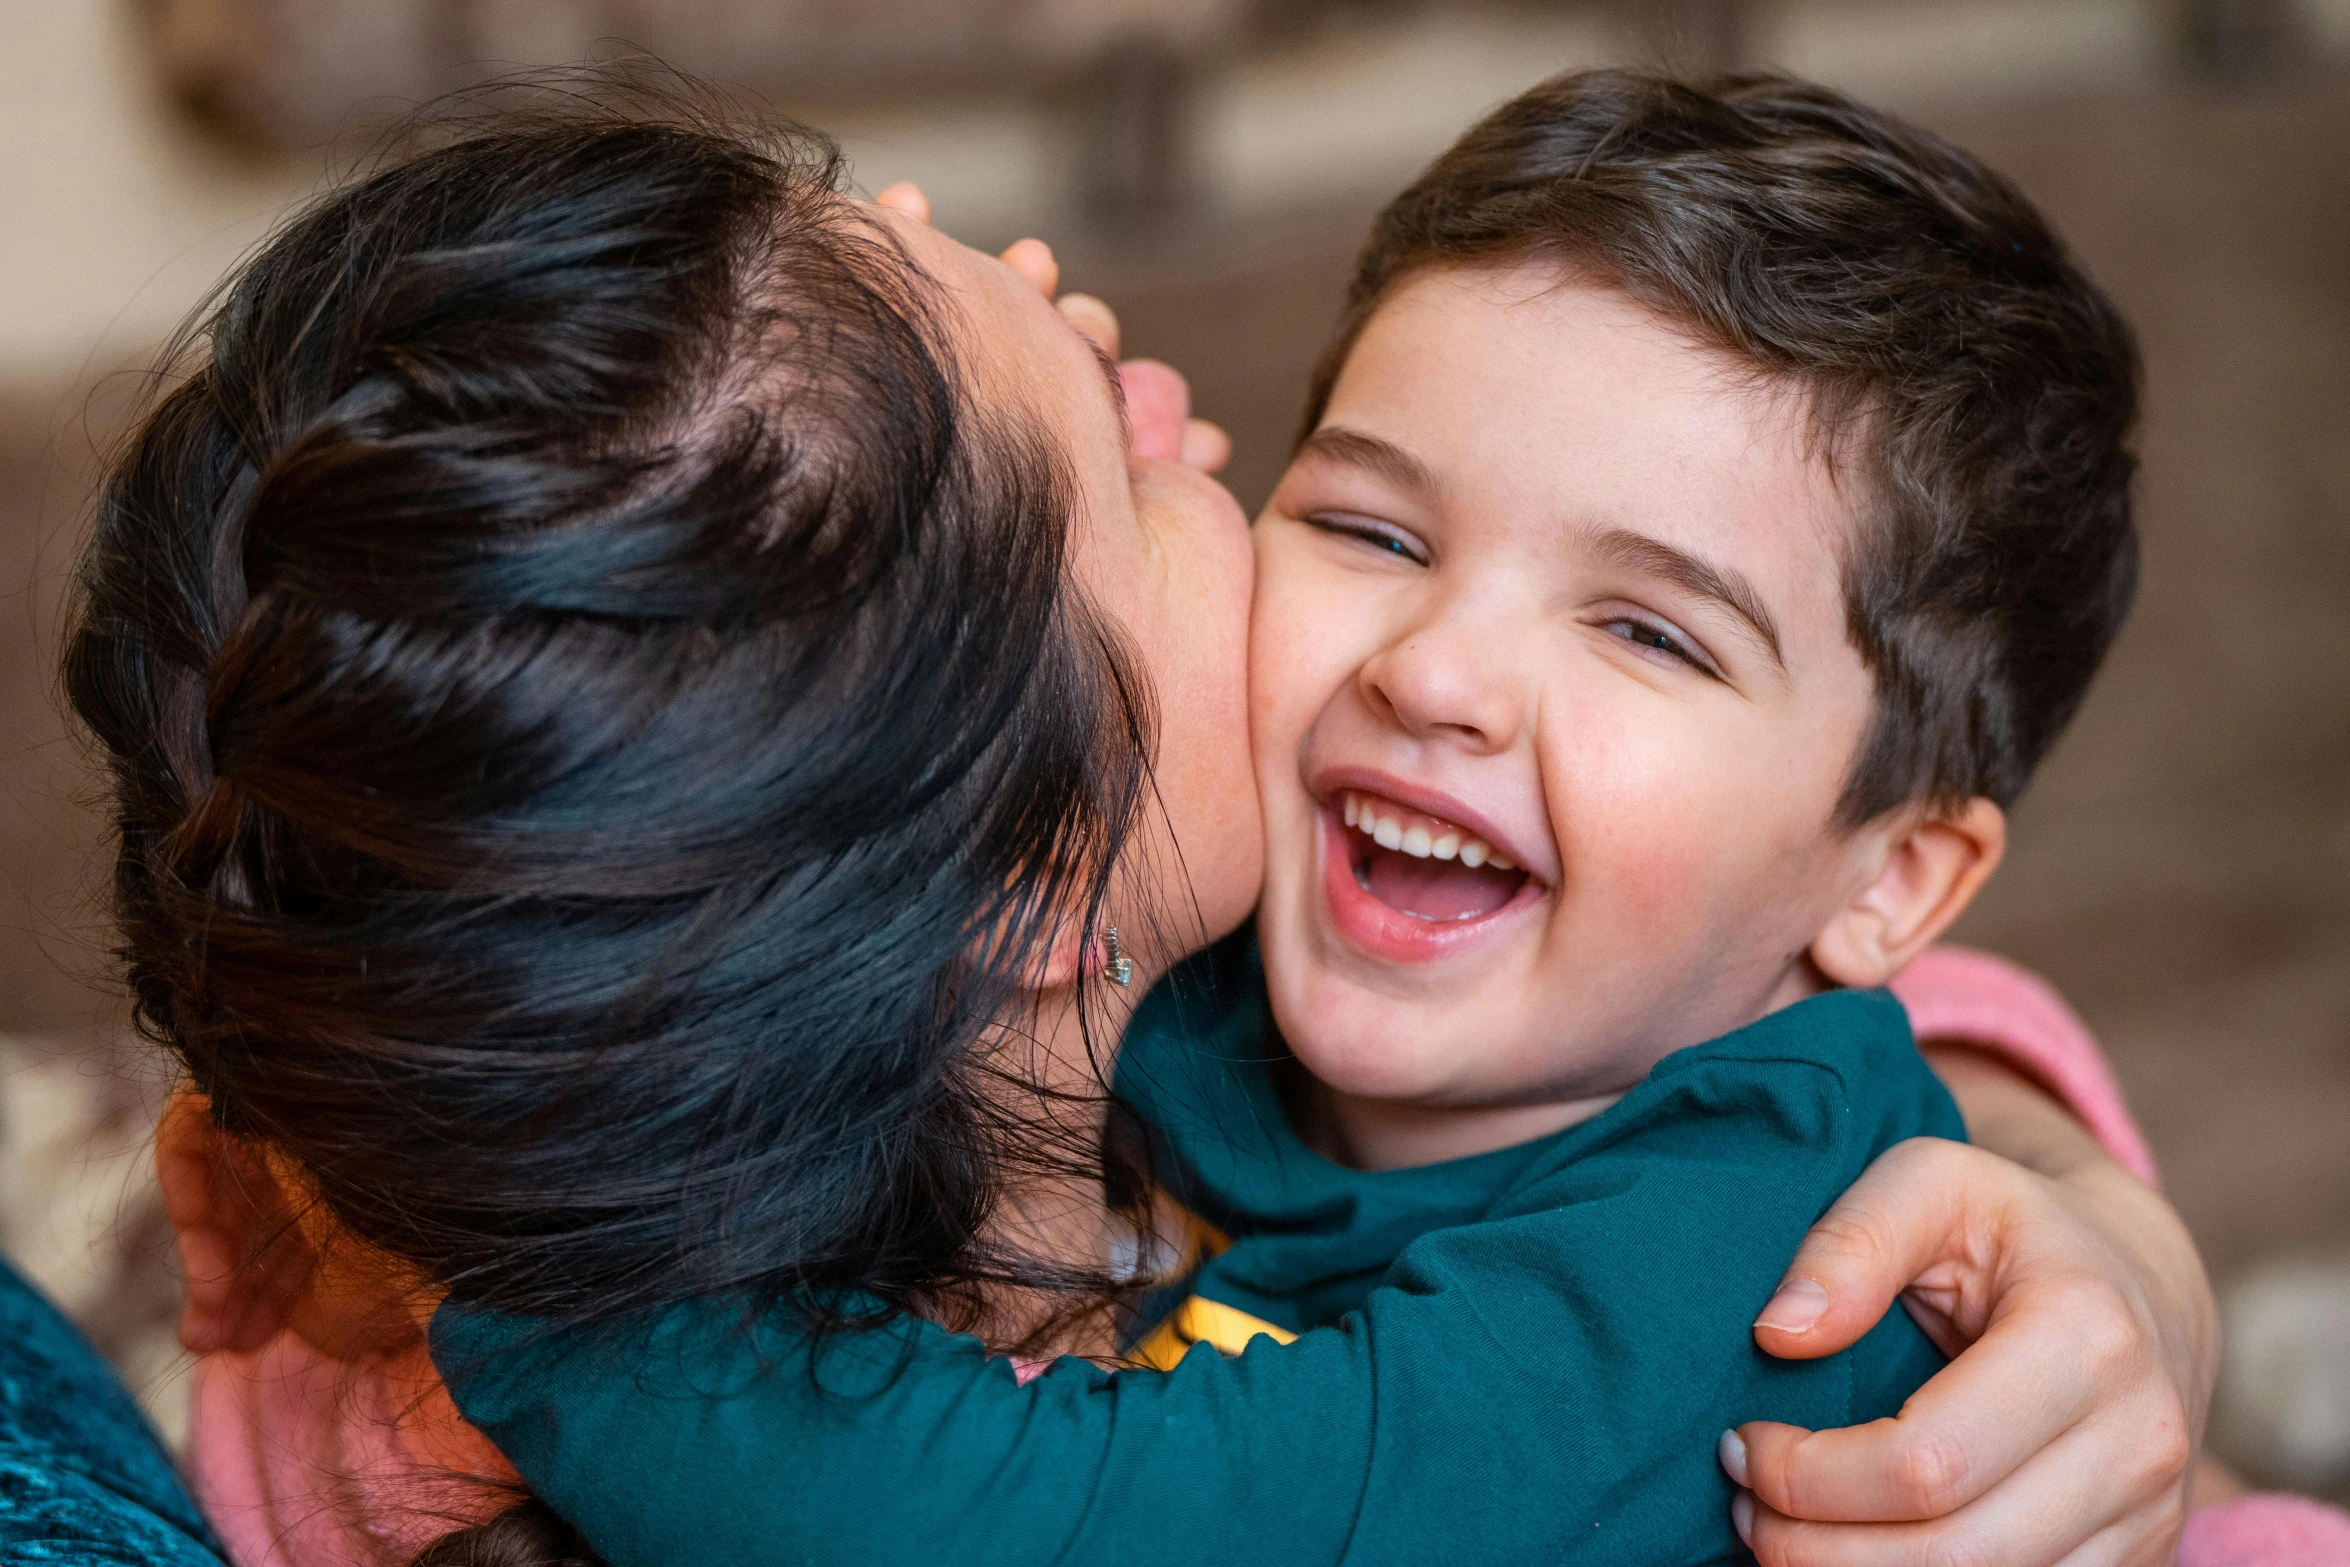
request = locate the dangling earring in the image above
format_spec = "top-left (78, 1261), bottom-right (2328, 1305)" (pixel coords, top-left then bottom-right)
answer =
top-left (1102, 926), bottom-right (1134, 987)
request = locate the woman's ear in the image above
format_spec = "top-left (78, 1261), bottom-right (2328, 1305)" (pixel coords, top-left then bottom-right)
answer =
top-left (157, 1093), bottom-right (428, 1360)
top-left (155, 1091), bottom-right (315, 1355)
top-left (1811, 798), bottom-right (2006, 989)
top-left (1021, 920), bottom-right (1107, 993)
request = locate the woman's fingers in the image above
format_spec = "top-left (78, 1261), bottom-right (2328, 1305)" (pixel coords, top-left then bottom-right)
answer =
top-left (875, 182), bottom-right (931, 224)
top-left (1118, 359), bottom-right (1189, 460)
top-left (1754, 1137), bottom-right (1986, 1362)
top-left (1741, 1125), bottom-right (2206, 1565)
top-left (1057, 292), bottom-right (1122, 359)
top-left (1738, 1294), bottom-right (2120, 1522)
top-left (1179, 417), bottom-right (1232, 474)
top-left (1000, 237), bottom-right (1059, 299)
top-left (1737, 1495), bottom-right (2120, 1567)
top-left (1740, 1413), bottom-right (2186, 1567)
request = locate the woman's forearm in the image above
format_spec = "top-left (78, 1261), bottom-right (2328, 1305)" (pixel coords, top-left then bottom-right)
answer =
top-left (1893, 944), bottom-right (2160, 1182)
top-left (1926, 1041), bottom-right (2112, 1181)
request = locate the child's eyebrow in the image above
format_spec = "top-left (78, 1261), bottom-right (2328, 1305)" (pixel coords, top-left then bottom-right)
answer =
top-left (1295, 427), bottom-right (1441, 501)
top-left (1584, 527), bottom-right (1786, 670)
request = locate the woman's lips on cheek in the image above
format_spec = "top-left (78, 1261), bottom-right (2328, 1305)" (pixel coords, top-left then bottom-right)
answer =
top-left (1316, 805), bottom-right (1541, 965)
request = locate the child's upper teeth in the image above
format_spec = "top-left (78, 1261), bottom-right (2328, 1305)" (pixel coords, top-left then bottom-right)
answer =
top-left (1339, 791), bottom-right (1520, 875)
top-left (1344, 789), bottom-right (1522, 878)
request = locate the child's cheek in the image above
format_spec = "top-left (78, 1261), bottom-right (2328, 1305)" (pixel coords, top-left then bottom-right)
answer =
top-left (1542, 706), bottom-right (1741, 940)
top-left (1245, 538), bottom-right (1338, 759)
top-left (1587, 790), bottom-right (1720, 943)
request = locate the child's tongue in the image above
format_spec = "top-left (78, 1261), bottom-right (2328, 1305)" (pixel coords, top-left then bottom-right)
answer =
top-left (1360, 845), bottom-right (1523, 922)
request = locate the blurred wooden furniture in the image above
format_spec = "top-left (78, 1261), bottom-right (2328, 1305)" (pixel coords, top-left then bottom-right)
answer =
top-left (138, 0), bottom-right (2321, 224)
top-left (2173, 0), bottom-right (2308, 74)
top-left (143, 0), bottom-right (1256, 218)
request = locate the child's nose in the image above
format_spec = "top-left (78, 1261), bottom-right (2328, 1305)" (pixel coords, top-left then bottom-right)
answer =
top-left (1357, 622), bottom-right (1523, 754)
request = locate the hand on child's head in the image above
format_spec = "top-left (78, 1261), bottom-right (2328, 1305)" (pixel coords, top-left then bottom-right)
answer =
top-left (1052, 292), bottom-right (1229, 472)
top-left (869, 189), bottom-right (1230, 477)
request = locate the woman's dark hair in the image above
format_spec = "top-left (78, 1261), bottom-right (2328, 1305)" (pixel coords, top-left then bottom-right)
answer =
top-left (66, 73), bottom-right (1156, 1534)
top-left (1305, 68), bottom-right (2142, 825)
top-left (411, 1499), bottom-right (600, 1567)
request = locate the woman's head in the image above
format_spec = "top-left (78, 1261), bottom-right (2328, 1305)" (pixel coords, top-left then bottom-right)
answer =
top-left (69, 88), bottom-right (1254, 1331)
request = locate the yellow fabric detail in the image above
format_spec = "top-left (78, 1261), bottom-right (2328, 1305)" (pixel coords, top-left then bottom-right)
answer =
top-left (1128, 1294), bottom-right (1298, 1371)
top-left (1178, 1214), bottom-right (1232, 1270)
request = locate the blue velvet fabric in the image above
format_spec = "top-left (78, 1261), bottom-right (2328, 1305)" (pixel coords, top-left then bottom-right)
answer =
top-left (0, 1258), bottom-right (225, 1564)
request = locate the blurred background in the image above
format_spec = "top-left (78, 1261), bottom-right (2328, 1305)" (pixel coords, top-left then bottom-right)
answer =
top-left (2, 0), bottom-right (2345, 1500)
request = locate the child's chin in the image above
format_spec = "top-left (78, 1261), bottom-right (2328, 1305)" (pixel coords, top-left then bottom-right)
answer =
top-left (1292, 1043), bottom-right (1454, 1104)
top-left (1276, 986), bottom-right (1461, 1099)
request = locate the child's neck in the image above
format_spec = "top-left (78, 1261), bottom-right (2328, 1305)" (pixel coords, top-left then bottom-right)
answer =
top-left (1298, 960), bottom-right (1829, 1172)
top-left (1298, 1085), bottom-right (1628, 1172)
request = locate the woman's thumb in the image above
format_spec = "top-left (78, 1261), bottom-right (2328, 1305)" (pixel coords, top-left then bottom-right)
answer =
top-left (1757, 1137), bottom-right (1973, 1360)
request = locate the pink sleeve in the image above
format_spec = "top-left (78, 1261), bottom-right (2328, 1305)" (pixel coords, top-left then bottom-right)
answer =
top-left (2179, 1493), bottom-right (2350, 1565)
top-left (1889, 945), bottom-right (2160, 1187)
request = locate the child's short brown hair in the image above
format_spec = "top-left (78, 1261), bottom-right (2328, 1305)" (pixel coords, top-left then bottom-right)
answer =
top-left (1303, 69), bottom-right (2140, 826)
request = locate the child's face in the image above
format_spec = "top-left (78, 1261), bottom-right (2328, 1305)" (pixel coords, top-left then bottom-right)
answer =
top-left (1250, 264), bottom-right (1889, 1119)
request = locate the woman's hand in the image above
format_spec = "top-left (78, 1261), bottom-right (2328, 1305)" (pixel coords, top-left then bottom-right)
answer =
top-left (876, 182), bottom-right (1230, 472)
top-left (1726, 1052), bottom-right (2216, 1565)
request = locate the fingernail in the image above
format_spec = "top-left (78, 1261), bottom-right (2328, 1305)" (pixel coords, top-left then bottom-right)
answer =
top-left (1754, 1276), bottom-right (1830, 1334)
top-left (1731, 1489), bottom-right (1755, 1546)
top-left (1717, 1428), bottom-right (1749, 1487)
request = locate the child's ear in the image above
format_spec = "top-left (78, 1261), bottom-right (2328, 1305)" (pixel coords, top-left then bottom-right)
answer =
top-left (1811, 798), bottom-right (2006, 989)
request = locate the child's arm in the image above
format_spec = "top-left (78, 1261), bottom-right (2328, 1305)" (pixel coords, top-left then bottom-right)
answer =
top-left (436, 1012), bottom-right (1936, 1567)
top-left (0, 1259), bottom-right (227, 1566)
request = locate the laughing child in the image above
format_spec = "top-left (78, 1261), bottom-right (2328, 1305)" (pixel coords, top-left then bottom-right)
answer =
top-left (433, 69), bottom-right (2142, 1565)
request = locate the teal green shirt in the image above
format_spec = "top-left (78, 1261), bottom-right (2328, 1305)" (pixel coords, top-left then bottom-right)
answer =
top-left (436, 939), bottom-right (1963, 1566)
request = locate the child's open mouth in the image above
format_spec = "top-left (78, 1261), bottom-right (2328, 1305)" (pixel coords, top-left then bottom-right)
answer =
top-left (1335, 789), bottom-right (1531, 922)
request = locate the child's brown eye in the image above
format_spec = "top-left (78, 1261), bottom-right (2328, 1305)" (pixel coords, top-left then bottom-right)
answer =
top-left (1605, 618), bottom-right (1713, 675)
top-left (1623, 623), bottom-right (1675, 652)
top-left (1304, 513), bottom-right (1427, 566)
